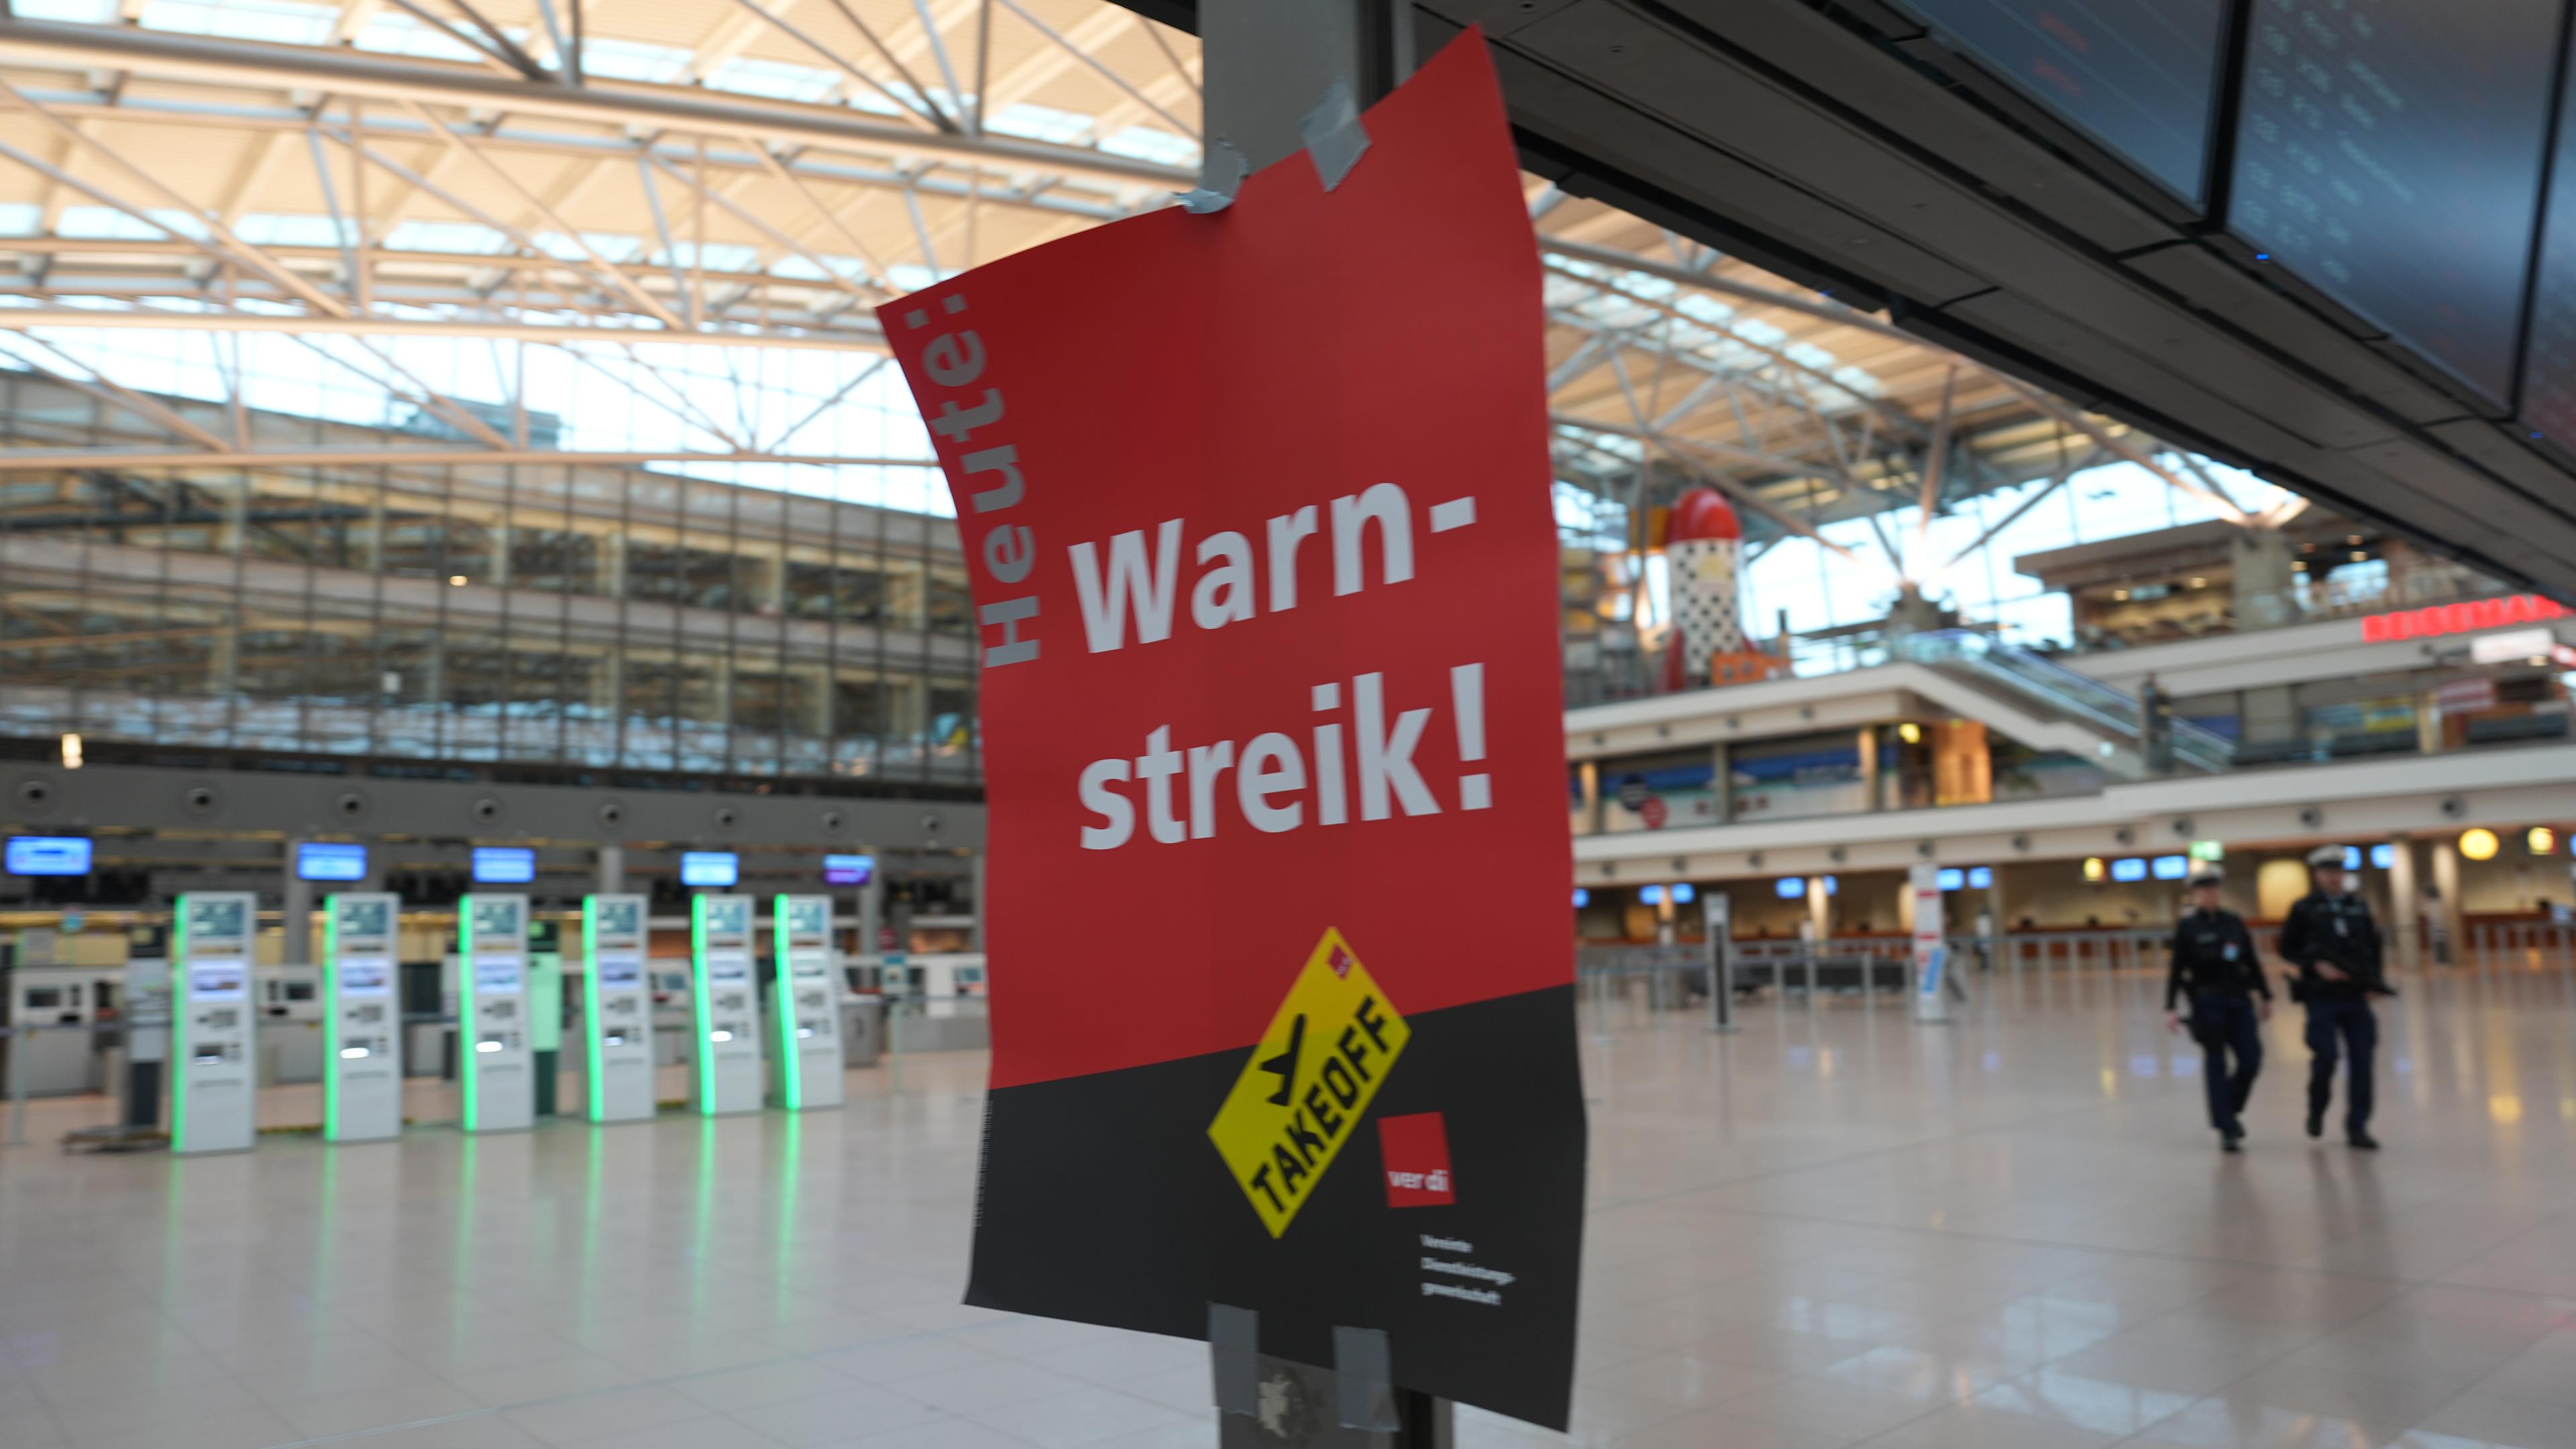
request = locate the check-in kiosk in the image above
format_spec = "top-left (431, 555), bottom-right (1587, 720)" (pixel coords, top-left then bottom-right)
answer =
top-left (458, 894), bottom-right (533, 1133)
top-left (769, 895), bottom-right (844, 1110)
top-left (689, 894), bottom-right (761, 1115)
top-left (170, 892), bottom-right (256, 1155)
top-left (580, 893), bottom-right (655, 1123)
top-left (322, 892), bottom-right (402, 1142)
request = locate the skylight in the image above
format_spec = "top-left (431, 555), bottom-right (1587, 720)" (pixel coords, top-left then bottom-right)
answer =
top-left (987, 103), bottom-right (1093, 146)
top-left (12, 0), bottom-right (117, 22)
top-left (708, 58), bottom-right (843, 104)
top-left (579, 38), bottom-right (694, 85)
top-left (139, 0), bottom-right (336, 47)
top-left (58, 207), bottom-right (195, 241)
top-left (350, 13), bottom-right (496, 64)
top-left (381, 221), bottom-right (513, 256)
top-left (1102, 127), bottom-right (1197, 166)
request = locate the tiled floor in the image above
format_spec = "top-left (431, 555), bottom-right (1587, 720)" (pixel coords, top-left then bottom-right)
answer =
top-left (3, 960), bottom-right (2573, 1447)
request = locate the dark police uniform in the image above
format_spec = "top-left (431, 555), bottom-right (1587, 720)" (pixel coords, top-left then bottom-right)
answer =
top-left (2277, 887), bottom-right (2386, 1143)
top-left (2167, 902), bottom-right (2268, 1142)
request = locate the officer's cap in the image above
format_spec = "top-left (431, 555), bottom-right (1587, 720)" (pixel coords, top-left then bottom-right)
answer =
top-left (2306, 843), bottom-right (2348, 869)
top-left (2188, 869), bottom-right (2224, 889)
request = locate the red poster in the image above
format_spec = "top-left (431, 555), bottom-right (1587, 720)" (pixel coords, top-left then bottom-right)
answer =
top-left (879, 34), bottom-right (1582, 1429)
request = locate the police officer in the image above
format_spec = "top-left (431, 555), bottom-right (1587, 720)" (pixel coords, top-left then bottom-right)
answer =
top-left (2165, 869), bottom-right (2269, 1151)
top-left (2277, 845), bottom-right (2394, 1150)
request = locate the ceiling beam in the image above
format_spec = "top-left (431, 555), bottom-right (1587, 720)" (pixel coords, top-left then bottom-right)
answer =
top-left (0, 17), bottom-right (1195, 191)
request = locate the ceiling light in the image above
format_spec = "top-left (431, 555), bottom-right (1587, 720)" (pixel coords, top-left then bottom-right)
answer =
top-left (449, 575), bottom-right (468, 586)
top-left (2188, 577), bottom-right (2206, 587)
top-left (2460, 828), bottom-right (2500, 862)
top-left (1896, 721), bottom-right (1922, 744)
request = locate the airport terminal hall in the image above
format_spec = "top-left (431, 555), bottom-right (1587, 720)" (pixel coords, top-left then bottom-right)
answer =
top-left (9, 3), bottom-right (2576, 1448)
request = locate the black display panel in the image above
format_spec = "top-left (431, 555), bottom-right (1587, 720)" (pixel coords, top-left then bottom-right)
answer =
top-left (2230, 0), bottom-right (2565, 407)
top-left (1900, 0), bottom-right (2233, 205)
top-left (2521, 53), bottom-right (2576, 442)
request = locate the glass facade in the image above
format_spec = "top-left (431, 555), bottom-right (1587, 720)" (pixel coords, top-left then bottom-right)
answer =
top-left (0, 372), bottom-right (977, 786)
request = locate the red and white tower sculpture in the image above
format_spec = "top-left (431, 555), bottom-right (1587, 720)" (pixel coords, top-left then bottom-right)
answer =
top-left (1666, 486), bottom-right (1744, 686)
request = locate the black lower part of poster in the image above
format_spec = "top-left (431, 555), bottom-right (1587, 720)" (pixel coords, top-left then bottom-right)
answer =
top-left (965, 984), bottom-right (1586, 1430)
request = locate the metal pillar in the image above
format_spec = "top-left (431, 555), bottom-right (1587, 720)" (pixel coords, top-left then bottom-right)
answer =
top-left (2385, 834), bottom-right (2420, 970)
top-left (1196, 3), bottom-right (1448, 1442)
top-left (1197, 0), bottom-right (1411, 176)
top-left (282, 838), bottom-right (313, 965)
top-left (1705, 892), bottom-right (1735, 1032)
top-left (596, 844), bottom-right (625, 896)
top-left (859, 865), bottom-right (885, 959)
top-left (2432, 841), bottom-right (2463, 966)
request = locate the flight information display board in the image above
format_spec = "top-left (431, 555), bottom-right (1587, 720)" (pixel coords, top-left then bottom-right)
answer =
top-left (1898, 0), bottom-right (2231, 205)
top-left (2520, 57), bottom-right (2576, 443)
top-left (2228, 0), bottom-right (2563, 405)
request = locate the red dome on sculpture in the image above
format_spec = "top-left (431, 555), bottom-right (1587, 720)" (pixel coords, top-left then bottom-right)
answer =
top-left (1667, 486), bottom-right (1741, 543)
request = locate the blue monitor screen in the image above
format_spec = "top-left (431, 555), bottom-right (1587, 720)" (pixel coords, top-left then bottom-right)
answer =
top-left (2371, 843), bottom-right (2396, 870)
top-left (1571, 888), bottom-right (1590, 908)
top-left (471, 847), bottom-right (535, 884)
top-left (1898, 0), bottom-right (2231, 205)
top-left (1774, 877), bottom-right (1806, 899)
top-left (1670, 883), bottom-right (1697, 904)
top-left (2343, 846), bottom-right (2364, 873)
top-left (822, 853), bottom-right (875, 887)
top-left (296, 842), bottom-right (368, 882)
top-left (681, 851), bottom-right (739, 888)
top-left (1937, 867), bottom-right (1965, 892)
top-left (5, 836), bottom-right (91, 876)
top-left (2229, 0), bottom-right (2561, 405)
top-left (2110, 857), bottom-right (2149, 883)
top-left (1638, 885), bottom-right (1664, 906)
top-left (2151, 855), bottom-right (2188, 881)
top-left (1966, 866), bottom-right (1993, 890)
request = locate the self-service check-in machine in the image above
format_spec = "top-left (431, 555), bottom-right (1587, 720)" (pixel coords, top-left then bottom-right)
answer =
top-left (580, 893), bottom-right (655, 1123)
top-left (459, 894), bottom-right (533, 1133)
top-left (690, 894), bottom-right (761, 1115)
top-left (769, 895), bottom-right (843, 1110)
top-left (323, 892), bottom-right (402, 1142)
top-left (170, 892), bottom-right (256, 1155)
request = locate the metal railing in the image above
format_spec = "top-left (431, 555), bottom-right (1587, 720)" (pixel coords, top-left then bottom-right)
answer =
top-left (1897, 631), bottom-right (2235, 773)
top-left (1575, 922), bottom-right (2576, 1028)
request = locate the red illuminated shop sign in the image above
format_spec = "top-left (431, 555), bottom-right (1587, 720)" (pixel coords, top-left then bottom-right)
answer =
top-left (2361, 594), bottom-right (2571, 643)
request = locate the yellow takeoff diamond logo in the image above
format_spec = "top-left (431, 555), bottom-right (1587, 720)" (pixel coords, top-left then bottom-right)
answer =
top-left (1208, 929), bottom-right (1411, 1238)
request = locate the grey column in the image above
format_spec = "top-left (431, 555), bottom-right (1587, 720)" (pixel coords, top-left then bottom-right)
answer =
top-left (1710, 742), bottom-right (1732, 825)
top-left (971, 851), bottom-right (988, 954)
top-left (2232, 527), bottom-right (2301, 755)
top-left (1199, 0), bottom-right (1409, 174)
top-left (2385, 834), bottom-right (2420, 969)
top-left (2432, 840), bottom-right (2463, 964)
top-left (595, 845), bottom-right (624, 896)
top-left (281, 839), bottom-right (313, 965)
top-left (859, 864), bottom-right (885, 958)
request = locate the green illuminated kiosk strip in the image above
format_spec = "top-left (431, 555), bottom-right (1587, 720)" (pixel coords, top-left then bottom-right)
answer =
top-left (771, 895), bottom-right (802, 1112)
top-left (168, 901), bottom-right (192, 1152)
top-left (457, 895), bottom-right (480, 1134)
top-left (690, 895), bottom-right (717, 1116)
top-left (582, 900), bottom-right (606, 1123)
top-left (321, 900), bottom-right (343, 1141)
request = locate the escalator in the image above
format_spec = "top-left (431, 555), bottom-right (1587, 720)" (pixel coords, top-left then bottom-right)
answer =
top-left (1896, 631), bottom-right (2234, 777)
